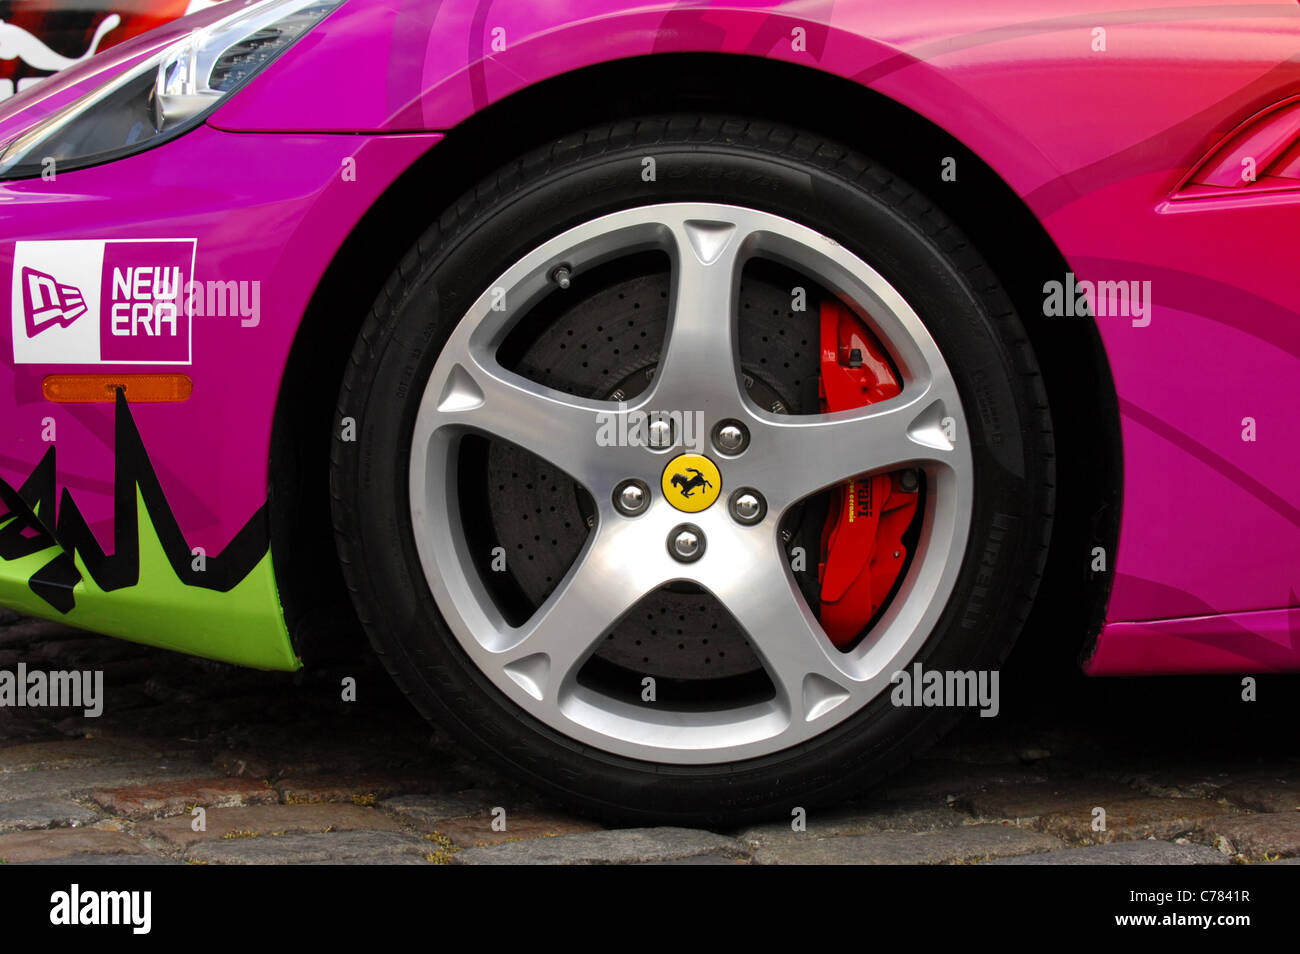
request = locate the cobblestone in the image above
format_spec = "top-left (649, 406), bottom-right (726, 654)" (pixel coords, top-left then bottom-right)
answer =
top-left (750, 825), bottom-right (1063, 865)
top-left (139, 803), bottom-right (409, 849)
top-left (0, 797), bottom-right (98, 832)
top-left (985, 841), bottom-right (1231, 865)
top-left (1198, 813), bottom-right (1300, 860)
top-left (435, 809), bottom-right (603, 848)
top-left (0, 828), bottom-right (148, 863)
top-left (736, 801), bottom-right (964, 851)
top-left (380, 792), bottom-right (496, 829)
top-left (188, 830), bottom-right (433, 865)
top-left (91, 776), bottom-right (279, 818)
top-left (1219, 776), bottom-right (1300, 813)
top-left (451, 827), bottom-right (749, 865)
top-left (1030, 797), bottom-right (1228, 845)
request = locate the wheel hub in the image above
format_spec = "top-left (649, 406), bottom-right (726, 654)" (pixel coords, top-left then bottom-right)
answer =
top-left (660, 453), bottom-right (722, 513)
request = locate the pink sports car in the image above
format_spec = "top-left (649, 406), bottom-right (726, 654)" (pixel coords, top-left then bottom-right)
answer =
top-left (1, 0), bottom-right (1297, 822)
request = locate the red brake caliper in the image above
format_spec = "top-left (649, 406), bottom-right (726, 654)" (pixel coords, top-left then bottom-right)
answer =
top-left (817, 300), bottom-right (919, 648)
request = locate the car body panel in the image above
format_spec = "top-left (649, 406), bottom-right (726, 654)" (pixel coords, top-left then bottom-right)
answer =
top-left (1087, 607), bottom-right (1300, 675)
top-left (0, 0), bottom-right (1297, 673)
top-left (0, 125), bottom-right (440, 667)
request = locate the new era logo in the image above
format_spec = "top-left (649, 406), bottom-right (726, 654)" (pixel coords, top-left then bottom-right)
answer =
top-left (22, 266), bottom-right (87, 337)
top-left (11, 239), bottom-right (196, 365)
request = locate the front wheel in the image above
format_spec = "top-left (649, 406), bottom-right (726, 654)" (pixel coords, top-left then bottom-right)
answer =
top-left (331, 116), bottom-right (1054, 824)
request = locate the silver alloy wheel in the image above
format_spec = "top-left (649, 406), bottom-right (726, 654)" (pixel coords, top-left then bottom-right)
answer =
top-left (408, 203), bottom-right (974, 764)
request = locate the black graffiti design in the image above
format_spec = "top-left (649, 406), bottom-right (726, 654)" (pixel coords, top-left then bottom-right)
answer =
top-left (0, 390), bottom-right (270, 613)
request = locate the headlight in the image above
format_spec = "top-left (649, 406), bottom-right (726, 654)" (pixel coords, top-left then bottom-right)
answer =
top-left (0, 0), bottom-right (341, 180)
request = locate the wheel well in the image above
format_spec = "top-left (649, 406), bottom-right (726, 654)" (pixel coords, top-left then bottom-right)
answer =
top-left (270, 52), bottom-right (1121, 667)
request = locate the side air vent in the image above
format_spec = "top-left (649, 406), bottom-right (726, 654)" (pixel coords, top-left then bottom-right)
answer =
top-left (1173, 94), bottom-right (1300, 199)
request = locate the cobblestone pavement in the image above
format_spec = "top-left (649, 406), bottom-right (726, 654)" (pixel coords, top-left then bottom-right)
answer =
top-left (2, 610), bottom-right (1298, 865)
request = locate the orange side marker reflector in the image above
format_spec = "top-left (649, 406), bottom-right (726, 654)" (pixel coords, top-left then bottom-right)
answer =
top-left (42, 374), bottom-right (193, 404)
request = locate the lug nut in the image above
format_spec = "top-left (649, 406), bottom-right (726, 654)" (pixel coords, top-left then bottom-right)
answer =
top-left (668, 524), bottom-right (705, 563)
top-left (712, 419), bottom-right (749, 455)
top-left (897, 469), bottom-right (920, 494)
top-left (728, 488), bottom-right (767, 526)
top-left (647, 416), bottom-right (674, 450)
top-left (613, 479), bottom-right (650, 517)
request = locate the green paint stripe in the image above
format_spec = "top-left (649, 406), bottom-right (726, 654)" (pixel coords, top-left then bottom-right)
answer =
top-left (0, 489), bottom-right (299, 671)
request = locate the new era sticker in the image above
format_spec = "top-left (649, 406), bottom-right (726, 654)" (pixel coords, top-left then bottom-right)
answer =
top-left (11, 239), bottom-right (196, 365)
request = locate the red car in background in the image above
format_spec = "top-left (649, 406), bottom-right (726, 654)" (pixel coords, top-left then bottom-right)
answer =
top-left (0, 0), bottom-right (218, 102)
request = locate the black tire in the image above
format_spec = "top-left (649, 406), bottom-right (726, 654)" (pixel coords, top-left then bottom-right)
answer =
top-left (330, 115), bottom-right (1054, 825)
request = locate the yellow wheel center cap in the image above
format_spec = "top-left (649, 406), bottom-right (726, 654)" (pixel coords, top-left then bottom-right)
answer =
top-left (661, 454), bottom-right (722, 513)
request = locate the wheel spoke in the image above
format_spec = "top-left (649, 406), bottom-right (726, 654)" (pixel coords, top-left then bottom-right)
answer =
top-left (759, 386), bottom-right (965, 509)
top-left (705, 546), bottom-right (858, 723)
top-left (646, 215), bottom-right (753, 410)
top-left (419, 352), bottom-right (619, 484)
top-left (494, 525), bottom-right (658, 703)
